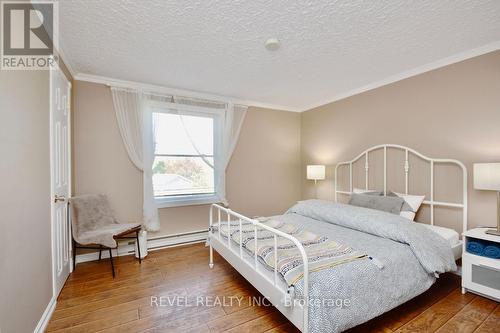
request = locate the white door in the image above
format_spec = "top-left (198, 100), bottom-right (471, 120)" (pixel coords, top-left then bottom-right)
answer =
top-left (50, 66), bottom-right (72, 297)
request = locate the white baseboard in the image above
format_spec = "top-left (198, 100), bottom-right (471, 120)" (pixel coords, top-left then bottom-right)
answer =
top-left (75, 247), bottom-right (121, 263)
top-left (75, 229), bottom-right (207, 264)
top-left (33, 296), bottom-right (56, 333)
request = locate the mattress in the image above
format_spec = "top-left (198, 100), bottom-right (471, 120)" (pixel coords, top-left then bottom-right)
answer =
top-left (211, 199), bottom-right (456, 333)
top-left (420, 224), bottom-right (460, 247)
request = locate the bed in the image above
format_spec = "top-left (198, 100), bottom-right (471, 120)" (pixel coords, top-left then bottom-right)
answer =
top-left (207, 144), bottom-right (467, 333)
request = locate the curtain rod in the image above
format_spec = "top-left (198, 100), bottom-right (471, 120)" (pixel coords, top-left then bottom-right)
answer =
top-left (107, 84), bottom-right (252, 108)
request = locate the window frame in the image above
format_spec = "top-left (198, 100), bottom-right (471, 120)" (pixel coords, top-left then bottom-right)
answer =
top-left (148, 100), bottom-right (223, 208)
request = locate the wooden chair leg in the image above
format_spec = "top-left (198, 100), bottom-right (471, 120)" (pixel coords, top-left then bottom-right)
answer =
top-left (98, 245), bottom-right (102, 261)
top-left (136, 230), bottom-right (142, 264)
top-left (109, 248), bottom-right (115, 278)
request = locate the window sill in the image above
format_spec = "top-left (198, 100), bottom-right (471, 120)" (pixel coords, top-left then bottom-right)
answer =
top-left (155, 194), bottom-right (219, 208)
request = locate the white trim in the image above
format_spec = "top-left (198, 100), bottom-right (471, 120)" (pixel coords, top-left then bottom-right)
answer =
top-left (155, 194), bottom-right (219, 208)
top-left (303, 40), bottom-right (500, 111)
top-left (75, 248), bottom-right (120, 264)
top-left (73, 41), bottom-right (500, 112)
top-left (55, 47), bottom-right (76, 79)
top-left (67, 79), bottom-right (73, 272)
top-left (71, 42), bottom-right (500, 113)
top-left (50, 64), bottom-right (72, 298)
top-left (148, 100), bottom-right (224, 115)
top-left (33, 296), bottom-right (56, 333)
top-left (75, 230), bottom-right (207, 264)
top-left (150, 100), bottom-right (222, 207)
top-left (74, 73), bottom-right (301, 112)
top-left (148, 230), bottom-right (207, 249)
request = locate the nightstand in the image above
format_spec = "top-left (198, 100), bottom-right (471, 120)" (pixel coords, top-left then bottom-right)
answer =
top-left (462, 228), bottom-right (500, 301)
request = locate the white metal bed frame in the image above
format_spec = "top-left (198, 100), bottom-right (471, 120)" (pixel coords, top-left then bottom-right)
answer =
top-left (335, 144), bottom-right (467, 260)
top-left (334, 144), bottom-right (468, 236)
top-left (208, 204), bottom-right (310, 331)
top-left (208, 144), bottom-right (468, 333)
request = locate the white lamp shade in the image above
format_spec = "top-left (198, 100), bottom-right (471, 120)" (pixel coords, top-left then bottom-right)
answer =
top-left (473, 163), bottom-right (500, 191)
top-left (307, 165), bottom-right (325, 180)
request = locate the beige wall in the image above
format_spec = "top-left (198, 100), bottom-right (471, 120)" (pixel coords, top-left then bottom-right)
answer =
top-left (73, 81), bottom-right (302, 237)
top-left (226, 107), bottom-right (301, 218)
top-left (0, 54), bottom-right (71, 331)
top-left (73, 50), bottom-right (499, 239)
top-left (73, 81), bottom-right (143, 225)
top-left (301, 50), bottom-right (500, 230)
top-left (0, 70), bottom-right (52, 332)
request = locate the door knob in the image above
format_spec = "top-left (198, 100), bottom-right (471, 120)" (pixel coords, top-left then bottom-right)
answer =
top-left (54, 195), bottom-right (66, 203)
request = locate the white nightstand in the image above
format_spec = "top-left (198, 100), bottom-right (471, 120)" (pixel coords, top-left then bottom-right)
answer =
top-left (462, 228), bottom-right (500, 301)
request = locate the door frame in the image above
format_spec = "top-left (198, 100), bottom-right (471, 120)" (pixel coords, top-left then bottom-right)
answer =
top-left (50, 64), bottom-right (72, 298)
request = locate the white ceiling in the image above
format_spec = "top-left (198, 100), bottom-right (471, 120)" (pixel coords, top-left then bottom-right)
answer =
top-left (60, 0), bottom-right (500, 111)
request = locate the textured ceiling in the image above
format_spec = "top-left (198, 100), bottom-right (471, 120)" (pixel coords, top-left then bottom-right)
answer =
top-left (60, 0), bottom-right (500, 111)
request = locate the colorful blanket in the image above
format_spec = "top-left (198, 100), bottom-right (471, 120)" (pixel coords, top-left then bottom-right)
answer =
top-left (212, 218), bottom-right (367, 286)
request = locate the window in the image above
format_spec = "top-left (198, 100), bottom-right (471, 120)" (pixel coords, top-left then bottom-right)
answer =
top-left (151, 103), bottom-right (222, 207)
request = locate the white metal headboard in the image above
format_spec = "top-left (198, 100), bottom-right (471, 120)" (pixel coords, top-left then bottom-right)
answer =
top-left (334, 144), bottom-right (468, 234)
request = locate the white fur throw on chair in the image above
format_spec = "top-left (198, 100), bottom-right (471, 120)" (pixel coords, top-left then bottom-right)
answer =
top-left (70, 194), bottom-right (141, 248)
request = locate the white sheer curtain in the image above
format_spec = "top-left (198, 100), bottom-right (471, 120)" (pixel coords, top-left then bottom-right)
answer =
top-left (111, 88), bottom-right (143, 169)
top-left (111, 88), bottom-right (160, 232)
top-left (170, 97), bottom-right (247, 205)
top-left (217, 103), bottom-right (248, 205)
top-left (141, 106), bottom-right (160, 232)
top-left (112, 88), bottom-right (247, 220)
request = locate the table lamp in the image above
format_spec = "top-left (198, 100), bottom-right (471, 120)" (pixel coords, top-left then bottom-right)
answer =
top-left (474, 163), bottom-right (500, 236)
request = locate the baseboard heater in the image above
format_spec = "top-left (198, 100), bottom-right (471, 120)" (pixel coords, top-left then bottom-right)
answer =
top-left (75, 229), bottom-right (208, 264)
top-left (146, 229), bottom-right (208, 251)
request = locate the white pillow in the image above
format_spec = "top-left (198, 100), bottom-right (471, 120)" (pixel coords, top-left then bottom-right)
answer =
top-left (389, 191), bottom-right (425, 221)
top-left (353, 188), bottom-right (382, 195)
top-left (399, 211), bottom-right (416, 221)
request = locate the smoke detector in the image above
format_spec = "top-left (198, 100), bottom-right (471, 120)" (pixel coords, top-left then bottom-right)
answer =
top-left (265, 38), bottom-right (280, 51)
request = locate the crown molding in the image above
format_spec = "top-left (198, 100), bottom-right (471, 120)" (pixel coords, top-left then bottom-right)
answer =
top-left (56, 47), bottom-right (77, 79)
top-left (302, 40), bottom-right (500, 112)
top-left (73, 73), bottom-right (301, 112)
top-left (71, 41), bottom-right (500, 112)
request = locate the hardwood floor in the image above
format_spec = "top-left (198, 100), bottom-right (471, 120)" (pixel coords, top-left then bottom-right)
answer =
top-left (48, 243), bottom-right (499, 333)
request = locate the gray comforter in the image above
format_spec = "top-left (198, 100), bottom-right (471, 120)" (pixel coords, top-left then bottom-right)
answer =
top-left (278, 199), bottom-right (457, 333)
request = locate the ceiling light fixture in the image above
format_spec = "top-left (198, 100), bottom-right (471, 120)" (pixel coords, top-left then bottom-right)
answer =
top-left (265, 38), bottom-right (280, 51)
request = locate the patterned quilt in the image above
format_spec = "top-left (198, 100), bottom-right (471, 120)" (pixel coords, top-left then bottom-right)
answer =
top-left (212, 218), bottom-right (367, 286)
